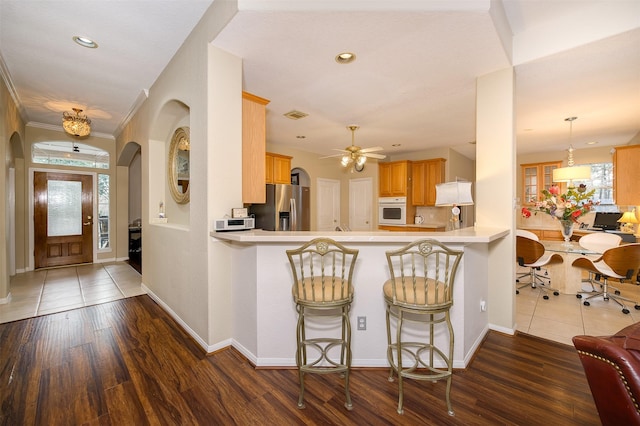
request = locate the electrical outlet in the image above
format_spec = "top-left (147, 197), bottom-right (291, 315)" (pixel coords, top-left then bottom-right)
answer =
top-left (357, 316), bottom-right (367, 330)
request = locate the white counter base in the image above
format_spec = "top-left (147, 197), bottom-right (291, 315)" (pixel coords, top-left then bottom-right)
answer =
top-left (213, 227), bottom-right (509, 369)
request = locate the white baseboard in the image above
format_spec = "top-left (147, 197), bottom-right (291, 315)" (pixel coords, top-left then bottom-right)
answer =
top-left (489, 323), bottom-right (516, 335)
top-left (142, 284), bottom-right (211, 353)
top-left (0, 292), bottom-right (12, 305)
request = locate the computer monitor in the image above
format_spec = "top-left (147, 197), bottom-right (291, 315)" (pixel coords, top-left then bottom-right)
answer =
top-left (592, 212), bottom-right (622, 231)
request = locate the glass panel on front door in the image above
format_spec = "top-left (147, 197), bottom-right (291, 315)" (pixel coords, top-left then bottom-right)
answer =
top-left (47, 180), bottom-right (82, 236)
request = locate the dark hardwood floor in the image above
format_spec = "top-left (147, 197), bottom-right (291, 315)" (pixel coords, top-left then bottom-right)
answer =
top-left (0, 295), bottom-right (600, 425)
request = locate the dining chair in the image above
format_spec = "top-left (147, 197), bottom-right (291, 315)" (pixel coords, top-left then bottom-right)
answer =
top-left (577, 232), bottom-right (622, 293)
top-left (515, 233), bottom-right (563, 299)
top-left (383, 239), bottom-right (463, 416)
top-left (574, 243), bottom-right (640, 314)
top-left (286, 238), bottom-right (359, 410)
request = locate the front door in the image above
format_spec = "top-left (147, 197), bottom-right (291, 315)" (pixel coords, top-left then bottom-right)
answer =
top-left (34, 172), bottom-right (93, 269)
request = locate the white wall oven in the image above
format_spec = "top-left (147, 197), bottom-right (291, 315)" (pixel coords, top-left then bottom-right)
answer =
top-left (378, 197), bottom-right (407, 225)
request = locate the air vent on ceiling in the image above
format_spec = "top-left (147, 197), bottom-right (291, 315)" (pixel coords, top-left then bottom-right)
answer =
top-left (283, 110), bottom-right (309, 120)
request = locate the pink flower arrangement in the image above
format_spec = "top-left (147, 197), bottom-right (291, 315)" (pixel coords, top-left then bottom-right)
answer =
top-left (522, 185), bottom-right (598, 223)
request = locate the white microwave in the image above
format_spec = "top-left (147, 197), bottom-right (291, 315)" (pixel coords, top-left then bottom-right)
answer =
top-left (378, 197), bottom-right (407, 225)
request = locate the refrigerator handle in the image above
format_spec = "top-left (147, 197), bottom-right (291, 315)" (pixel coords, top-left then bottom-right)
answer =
top-left (290, 198), bottom-right (297, 231)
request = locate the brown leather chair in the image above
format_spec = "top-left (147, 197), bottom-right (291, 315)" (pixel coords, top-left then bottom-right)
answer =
top-left (573, 322), bottom-right (640, 425)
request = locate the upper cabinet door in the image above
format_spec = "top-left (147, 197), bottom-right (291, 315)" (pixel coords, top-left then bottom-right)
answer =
top-left (266, 152), bottom-right (292, 184)
top-left (390, 161), bottom-right (408, 195)
top-left (242, 91), bottom-right (270, 204)
top-left (614, 145), bottom-right (640, 206)
top-left (411, 158), bottom-right (445, 206)
top-left (521, 161), bottom-right (561, 205)
top-left (379, 163), bottom-right (392, 196)
top-left (379, 161), bottom-right (410, 197)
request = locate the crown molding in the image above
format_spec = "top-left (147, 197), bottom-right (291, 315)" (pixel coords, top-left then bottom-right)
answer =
top-left (0, 52), bottom-right (29, 122)
top-left (114, 89), bottom-right (149, 138)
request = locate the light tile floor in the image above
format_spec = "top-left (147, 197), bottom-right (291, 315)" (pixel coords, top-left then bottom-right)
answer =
top-left (516, 269), bottom-right (640, 345)
top-left (0, 262), bottom-right (145, 324)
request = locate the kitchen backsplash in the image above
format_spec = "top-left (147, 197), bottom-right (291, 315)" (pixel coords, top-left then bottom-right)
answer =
top-left (414, 206), bottom-right (450, 226)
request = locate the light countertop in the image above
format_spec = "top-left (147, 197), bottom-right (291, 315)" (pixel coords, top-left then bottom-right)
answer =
top-left (211, 226), bottom-right (510, 244)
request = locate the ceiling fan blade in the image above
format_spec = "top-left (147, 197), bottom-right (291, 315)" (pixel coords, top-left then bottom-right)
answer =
top-left (359, 146), bottom-right (384, 153)
top-left (363, 153), bottom-right (386, 160)
top-left (319, 153), bottom-right (345, 159)
top-left (332, 148), bottom-right (349, 153)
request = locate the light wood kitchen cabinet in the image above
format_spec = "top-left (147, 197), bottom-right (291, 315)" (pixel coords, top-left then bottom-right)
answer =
top-left (613, 144), bottom-right (640, 206)
top-left (379, 160), bottom-right (411, 197)
top-left (520, 228), bottom-right (564, 241)
top-left (521, 161), bottom-right (562, 205)
top-left (266, 152), bottom-right (292, 184)
top-left (412, 158), bottom-right (446, 206)
top-left (242, 91), bottom-right (270, 204)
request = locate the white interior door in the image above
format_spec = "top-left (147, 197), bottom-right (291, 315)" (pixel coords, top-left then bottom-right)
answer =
top-left (316, 178), bottom-right (340, 231)
top-left (349, 177), bottom-right (372, 231)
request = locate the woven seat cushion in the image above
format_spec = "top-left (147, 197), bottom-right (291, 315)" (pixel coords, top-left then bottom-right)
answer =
top-left (293, 277), bottom-right (353, 303)
top-left (383, 276), bottom-right (449, 305)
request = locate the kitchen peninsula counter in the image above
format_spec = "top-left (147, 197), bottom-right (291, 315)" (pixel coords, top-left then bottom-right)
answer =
top-left (211, 226), bottom-right (506, 243)
top-left (212, 227), bottom-right (509, 369)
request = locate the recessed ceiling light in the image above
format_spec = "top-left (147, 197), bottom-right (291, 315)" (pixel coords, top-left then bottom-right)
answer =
top-left (335, 52), bottom-right (356, 64)
top-left (586, 141), bottom-right (598, 145)
top-left (392, 144), bottom-right (401, 147)
top-left (73, 36), bottom-right (98, 49)
top-left (296, 135), bottom-right (306, 139)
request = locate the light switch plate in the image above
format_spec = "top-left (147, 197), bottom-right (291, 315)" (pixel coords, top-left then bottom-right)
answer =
top-left (232, 208), bottom-right (248, 218)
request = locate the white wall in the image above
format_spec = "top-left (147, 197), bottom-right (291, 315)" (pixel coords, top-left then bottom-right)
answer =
top-left (476, 67), bottom-right (516, 333)
top-left (114, 0), bottom-right (239, 348)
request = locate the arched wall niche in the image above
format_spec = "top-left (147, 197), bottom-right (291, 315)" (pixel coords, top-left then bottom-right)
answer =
top-left (117, 140), bottom-right (141, 166)
top-left (8, 131), bottom-right (25, 276)
top-left (148, 99), bottom-right (190, 226)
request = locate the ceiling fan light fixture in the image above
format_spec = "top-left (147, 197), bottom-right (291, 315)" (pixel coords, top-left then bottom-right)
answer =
top-left (341, 155), bottom-right (351, 167)
top-left (62, 108), bottom-right (91, 137)
top-left (356, 155), bottom-right (366, 167)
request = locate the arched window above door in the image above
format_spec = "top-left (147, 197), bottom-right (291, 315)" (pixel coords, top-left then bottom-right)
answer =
top-left (32, 141), bottom-right (109, 169)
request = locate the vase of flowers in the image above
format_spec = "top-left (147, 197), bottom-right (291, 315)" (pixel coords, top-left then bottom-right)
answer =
top-left (522, 184), bottom-right (598, 245)
top-left (559, 219), bottom-right (575, 243)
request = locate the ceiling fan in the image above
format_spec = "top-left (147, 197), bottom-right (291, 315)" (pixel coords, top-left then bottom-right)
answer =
top-left (323, 125), bottom-right (386, 171)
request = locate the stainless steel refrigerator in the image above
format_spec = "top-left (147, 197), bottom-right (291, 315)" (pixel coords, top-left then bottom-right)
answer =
top-left (249, 184), bottom-right (310, 231)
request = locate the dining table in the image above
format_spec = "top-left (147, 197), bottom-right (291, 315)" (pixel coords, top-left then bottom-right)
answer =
top-left (540, 240), bottom-right (601, 295)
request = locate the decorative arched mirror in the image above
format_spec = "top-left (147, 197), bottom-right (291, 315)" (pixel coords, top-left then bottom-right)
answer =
top-left (168, 126), bottom-right (190, 204)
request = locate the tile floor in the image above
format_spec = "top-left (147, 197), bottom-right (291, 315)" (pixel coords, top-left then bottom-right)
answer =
top-left (0, 262), bottom-right (145, 324)
top-left (516, 268), bottom-right (640, 345)
top-left (2, 261), bottom-right (638, 347)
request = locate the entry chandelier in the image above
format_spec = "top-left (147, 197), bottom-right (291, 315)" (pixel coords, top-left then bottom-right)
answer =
top-left (62, 108), bottom-right (91, 137)
top-left (552, 117), bottom-right (591, 187)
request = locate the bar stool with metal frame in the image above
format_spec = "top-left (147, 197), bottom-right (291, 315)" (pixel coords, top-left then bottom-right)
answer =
top-left (286, 238), bottom-right (359, 410)
top-left (383, 239), bottom-right (463, 416)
